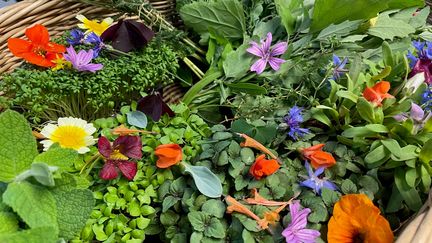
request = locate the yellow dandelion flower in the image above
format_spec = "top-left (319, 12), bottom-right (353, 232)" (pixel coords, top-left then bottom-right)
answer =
top-left (40, 117), bottom-right (97, 154)
top-left (76, 14), bottom-right (113, 36)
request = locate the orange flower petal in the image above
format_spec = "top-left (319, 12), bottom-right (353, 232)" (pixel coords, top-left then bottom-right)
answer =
top-left (301, 143), bottom-right (325, 159)
top-left (226, 196), bottom-right (266, 229)
top-left (25, 24), bottom-right (49, 45)
top-left (249, 154), bottom-right (280, 180)
top-left (44, 43), bottom-right (66, 54)
top-left (239, 134), bottom-right (281, 163)
top-left (20, 52), bottom-right (54, 67)
top-left (373, 81), bottom-right (391, 94)
top-left (111, 124), bottom-right (155, 136)
top-left (8, 38), bottom-right (32, 57)
top-left (310, 151), bottom-right (336, 169)
top-left (363, 87), bottom-right (380, 103)
top-left (155, 143), bottom-right (182, 169)
top-left (245, 188), bottom-right (289, 206)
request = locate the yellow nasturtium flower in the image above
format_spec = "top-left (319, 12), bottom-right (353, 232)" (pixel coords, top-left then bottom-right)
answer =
top-left (76, 14), bottom-right (113, 36)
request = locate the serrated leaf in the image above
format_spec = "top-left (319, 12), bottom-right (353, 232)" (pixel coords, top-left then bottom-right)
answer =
top-left (33, 146), bottom-right (78, 170)
top-left (3, 182), bottom-right (58, 232)
top-left (341, 179), bottom-right (358, 194)
top-left (126, 111), bottom-right (148, 128)
top-left (368, 14), bottom-right (415, 40)
top-left (52, 189), bottom-right (94, 240)
top-left (188, 211), bottom-right (209, 232)
top-left (0, 110), bottom-right (38, 182)
top-left (202, 199), bottom-right (226, 218)
top-left (321, 188), bottom-right (340, 207)
top-left (204, 218), bottom-right (225, 238)
top-left (0, 212), bottom-right (18, 233)
top-left (0, 226), bottom-right (57, 243)
top-left (162, 195), bottom-right (180, 212)
top-left (184, 163), bottom-right (222, 198)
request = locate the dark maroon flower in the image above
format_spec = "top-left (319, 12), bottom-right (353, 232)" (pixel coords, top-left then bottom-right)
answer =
top-left (410, 58), bottom-right (432, 84)
top-left (100, 19), bottom-right (154, 53)
top-left (98, 136), bottom-right (142, 180)
top-left (136, 93), bottom-right (175, 121)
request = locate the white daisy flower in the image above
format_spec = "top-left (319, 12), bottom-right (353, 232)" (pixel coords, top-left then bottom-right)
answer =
top-left (40, 117), bottom-right (97, 154)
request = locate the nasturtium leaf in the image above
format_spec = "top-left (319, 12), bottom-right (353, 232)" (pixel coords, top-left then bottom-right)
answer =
top-left (53, 189), bottom-right (94, 240)
top-left (202, 200), bottom-right (226, 218)
top-left (179, 0), bottom-right (246, 42)
top-left (0, 212), bottom-right (18, 233)
top-left (126, 111), bottom-right (148, 128)
top-left (395, 168), bottom-right (422, 211)
top-left (0, 226), bottom-right (57, 243)
top-left (33, 146), bottom-right (78, 171)
top-left (184, 163), bottom-right (223, 198)
top-left (0, 110), bottom-right (38, 182)
top-left (3, 182), bottom-right (58, 232)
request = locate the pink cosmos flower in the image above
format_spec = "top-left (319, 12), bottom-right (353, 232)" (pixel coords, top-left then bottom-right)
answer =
top-left (246, 32), bottom-right (287, 74)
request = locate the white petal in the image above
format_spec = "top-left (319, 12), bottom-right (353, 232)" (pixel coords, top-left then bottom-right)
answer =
top-left (76, 14), bottom-right (87, 22)
top-left (84, 124), bottom-right (97, 135)
top-left (103, 17), bottom-right (113, 25)
top-left (84, 136), bottom-right (96, 146)
top-left (58, 117), bottom-right (87, 128)
top-left (77, 147), bottom-right (90, 154)
top-left (40, 124), bottom-right (58, 138)
top-left (40, 140), bottom-right (54, 151)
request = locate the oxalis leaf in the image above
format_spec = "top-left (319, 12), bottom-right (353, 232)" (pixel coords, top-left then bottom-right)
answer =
top-left (183, 163), bottom-right (223, 198)
top-left (2, 182), bottom-right (58, 233)
top-left (0, 110), bottom-right (38, 182)
top-left (126, 111), bottom-right (148, 128)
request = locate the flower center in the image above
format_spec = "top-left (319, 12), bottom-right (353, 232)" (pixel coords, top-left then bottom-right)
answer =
top-left (109, 149), bottom-right (128, 160)
top-left (31, 45), bottom-right (46, 56)
top-left (50, 125), bottom-right (87, 149)
top-left (353, 232), bottom-right (365, 243)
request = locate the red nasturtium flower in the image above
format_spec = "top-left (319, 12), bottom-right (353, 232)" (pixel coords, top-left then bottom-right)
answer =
top-left (301, 144), bottom-right (336, 169)
top-left (249, 154), bottom-right (280, 180)
top-left (362, 81), bottom-right (394, 106)
top-left (8, 24), bottom-right (66, 67)
top-left (98, 136), bottom-right (142, 180)
top-left (155, 144), bottom-right (183, 168)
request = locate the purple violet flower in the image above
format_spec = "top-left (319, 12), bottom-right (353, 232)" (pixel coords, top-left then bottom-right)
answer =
top-left (331, 54), bottom-right (348, 80)
top-left (246, 32), bottom-right (287, 74)
top-left (63, 46), bottom-right (103, 73)
top-left (283, 106), bottom-right (310, 141)
top-left (85, 32), bottom-right (105, 58)
top-left (67, 29), bottom-right (86, 46)
top-left (282, 201), bottom-right (321, 243)
top-left (300, 162), bottom-right (337, 195)
top-left (394, 103), bottom-right (431, 134)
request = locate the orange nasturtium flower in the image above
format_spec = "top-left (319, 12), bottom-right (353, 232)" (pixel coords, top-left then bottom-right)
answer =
top-left (239, 133), bottom-right (281, 163)
top-left (249, 154), bottom-right (280, 180)
top-left (8, 24), bottom-right (66, 67)
top-left (260, 203), bottom-right (289, 229)
top-left (155, 144), bottom-right (182, 168)
top-left (328, 194), bottom-right (394, 243)
top-left (301, 144), bottom-right (336, 169)
top-left (226, 196), bottom-right (266, 229)
top-left (363, 81), bottom-right (394, 106)
top-left (245, 188), bottom-right (288, 206)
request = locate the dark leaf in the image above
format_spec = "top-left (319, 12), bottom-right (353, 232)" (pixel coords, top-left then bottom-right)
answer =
top-left (137, 93), bottom-right (175, 121)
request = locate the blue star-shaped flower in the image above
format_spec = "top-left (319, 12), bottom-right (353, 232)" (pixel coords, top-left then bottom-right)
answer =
top-left (331, 54), bottom-right (348, 80)
top-left (299, 162), bottom-right (337, 195)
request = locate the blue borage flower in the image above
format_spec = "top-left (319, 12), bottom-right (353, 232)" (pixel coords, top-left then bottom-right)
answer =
top-left (299, 162), bottom-right (337, 195)
top-left (283, 106), bottom-right (310, 141)
top-left (331, 54), bottom-right (348, 80)
top-left (67, 29), bottom-right (106, 58)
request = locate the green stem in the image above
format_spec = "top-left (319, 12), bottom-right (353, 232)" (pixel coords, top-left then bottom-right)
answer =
top-left (182, 70), bottom-right (223, 106)
top-left (80, 152), bottom-right (102, 175)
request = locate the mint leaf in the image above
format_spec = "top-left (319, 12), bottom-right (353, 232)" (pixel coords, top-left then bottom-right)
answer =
top-left (188, 211), bottom-right (209, 232)
top-left (204, 218), bottom-right (225, 239)
top-left (52, 189), bottom-right (94, 240)
top-left (0, 110), bottom-right (38, 182)
top-left (0, 212), bottom-right (18, 233)
top-left (0, 226), bottom-right (57, 243)
top-left (201, 199), bottom-right (226, 218)
top-left (2, 182), bottom-right (58, 232)
top-left (33, 146), bottom-right (78, 171)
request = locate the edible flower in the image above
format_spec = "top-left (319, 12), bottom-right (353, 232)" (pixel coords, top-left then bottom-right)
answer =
top-left (226, 196), bottom-right (265, 229)
top-left (362, 81), bottom-right (394, 106)
top-left (394, 102), bottom-right (431, 134)
top-left (111, 124), bottom-right (155, 136)
top-left (283, 106), bottom-right (310, 141)
top-left (331, 54), bottom-right (348, 80)
top-left (51, 54), bottom-right (72, 71)
top-left (301, 144), bottom-right (336, 169)
top-left (40, 117), bottom-right (96, 154)
top-left (260, 203), bottom-right (289, 229)
top-left (98, 136), bottom-right (142, 180)
top-left (249, 154), bottom-right (280, 180)
top-left (327, 194), bottom-right (394, 243)
top-left (404, 72), bottom-right (425, 96)
top-left (155, 144), bottom-right (183, 168)
top-left (67, 29), bottom-right (86, 46)
top-left (8, 24), bottom-right (66, 67)
top-left (76, 14), bottom-right (113, 36)
top-left (300, 162), bottom-right (337, 195)
top-left (137, 93), bottom-right (175, 122)
top-left (84, 32), bottom-right (105, 57)
top-left (407, 41), bottom-right (432, 84)
top-left (63, 46), bottom-right (103, 72)
top-left (245, 188), bottom-right (289, 206)
top-left (282, 201), bottom-right (321, 243)
top-left (247, 32), bottom-right (287, 74)
top-left (239, 133), bottom-right (281, 162)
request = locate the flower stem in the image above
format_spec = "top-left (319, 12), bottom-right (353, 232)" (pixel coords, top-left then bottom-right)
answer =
top-left (80, 152), bottom-right (102, 175)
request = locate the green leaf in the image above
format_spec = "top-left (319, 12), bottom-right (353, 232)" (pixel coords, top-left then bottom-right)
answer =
top-left (240, 148), bottom-right (255, 165)
top-left (227, 83), bottom-right (267, 95)
top-left (0, 110), bottom-right (38, 182)
top-left (202, 199), bottom-right (226, 218)
top-left (341, 179), bottom-right (358, 194)
top-left (0, 226), bottom-right (57, 243)
top-left (188, 211), bottom-right (208, 232)
top-left (357, 98), bottom-right (375, 123)
top-left (405, 168), bottom-right (418, 188)
top-left (368, 14), bottom-right (416, 40)
top-left (336, 90), bottom-right (358, 103)
top-left (162, 195), bottom-right (180, 212)
top-left (27, 163), bottom-right (56, 187)
top-left (420, 165), bottom-right (431, 192)
top-left (419, 138), bottom-right (432, 164)
top-left (321, 188), bottom-right (340, 207)
top-left (3, 182), bottom-right (58, 232)
top-left (370, 66), bottom-right (392, 82)
top-left (365, 145), bottom-right (388, 165)
top-left (359, 175), bottom-right (380, 194)
top-left (223, 43), bottom-right (253, 79)
top-left (126, 111), bottom-right (148, 129)
top-left (311, 108), bottom-right (332, 127)
top-left (365, 124), bottom-right (388, 133)
top-left (382, 41), bottom-right (394, 67)
top-left (342, 127), bottom-right (376, 138)
top-left (212, 132), bottom-right (233, 140)
top-left (33, 147), bottom-right (78, 170)
top-left (242, 229), bottom-right (255, 243)
top-left (317, 20), bottom-right (362, 40)
top-left (0, 212), bottom-right (18, 233)
top-left (182, 71), bottom-right (222, 105)
top-left (204, 218), bottom-right (226, 238)
top-left (184, 164), bottom-right (223, 198)
top-left (274, 0), bottom-right (301, 34)
top-left (52, 189), bottom-right (94, 240)
top-left (179, 0), bottom-right (246, 42)
top-left (381, 139), bottom-right (401, 157)
top-left (395, 168), bottom-right (422, 211)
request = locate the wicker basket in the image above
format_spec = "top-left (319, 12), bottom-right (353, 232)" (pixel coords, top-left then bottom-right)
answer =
top-left (0, 0), bottom-right (183, 103)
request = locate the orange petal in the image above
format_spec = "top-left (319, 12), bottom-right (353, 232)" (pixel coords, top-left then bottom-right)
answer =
top-left (363, 87), bottom-right (379, 103)
top-left (373, 81), bottom-right (391, 94)
top-left (239, 134), bottom-right (280, 162)
top-left (310, 151), bottom-right (336, 169)
top-left (25, 24), bottom-right (49, 45)
top-left (8, 38), bottom-right (32, 57)
top-left (32, 131), bottom-right (46, 139)
top-left (156, 156), bottom-right (180, 168)
top-left (155, 144), bottom-right (182, 169)
top-left (245, 188), bottom-right (288, 206)
top-left (112, 124), bottom-right (147, 136)
top-left (226, 196), bottom-right (263, 224)
top-left (260, 159), bottom-right (280, 176)
top-left (301, 143), bottom-right (325, 159)
top-left (44, 42), bottom-right (66, 54)
top-left (20, 52), bottom-right (54, 67)
top-left (249, 155), bottom-right (280, 180)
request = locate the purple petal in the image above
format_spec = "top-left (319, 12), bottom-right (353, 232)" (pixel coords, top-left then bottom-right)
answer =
top-left (339, 57), bottom-right (348, 69)
top-left (247, 41), bottom-right (263, 57)
top-left (411, 103), bottom-right (425, 121)
top-left (117, 161), bottom-right (137, 180)
top-left (98, 136), bottom-right (112, 158)
top-left (314, 166), bottom-right (325, 176)
top-left (81, 63), bottom-right (103, 72)
top-left (304, 162), bottom-right (313, 177)
top-left (290, 210), bottom-right (309, 229)
top-left (270, 42), bottom-right (288, 56)
top-left (99, 161), bottom-right (118, 180)
top-left (295, 228), bottom-right (321, 242)
top-left (289, 201), bottom-right (301, 216)
top-left (394, 113), bottom-right (408, 122)
top-left (268, 57), bottom-right (285, 71)
top-left (261, 32), bottom-right (272, 53)
top-left (114, 136), bottom-right (142, 159)
top-left (250, 59), bottom-right (267, 74)
top-left (332, 54), bottom-right (341, 66)
top-left (323, 180), bottom-right (338, 191)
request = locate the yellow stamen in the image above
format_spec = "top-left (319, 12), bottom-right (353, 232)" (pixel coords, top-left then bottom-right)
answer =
top-left (109, 149), bottom-right (128, 160)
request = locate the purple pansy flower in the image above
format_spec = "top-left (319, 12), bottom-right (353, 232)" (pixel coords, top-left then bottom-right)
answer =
top-left (85, 32), bottom-right (105, 58)
top-left (67, 29), bottom-right (86, 46)
top-left (282, 201), bottom-right (321, 243)
top-left (283, 106), bottom-right (310, 141)
top-left (63, 46), bottom-right (103, 72)
top-left (394, 103), bottom-right (432, 133)
top-left (246, 32), bottom-right (287, 74)
top-left (300, 162), bottom-right (337, 195)
top-left (331, 54), bottom-right (348, 80)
